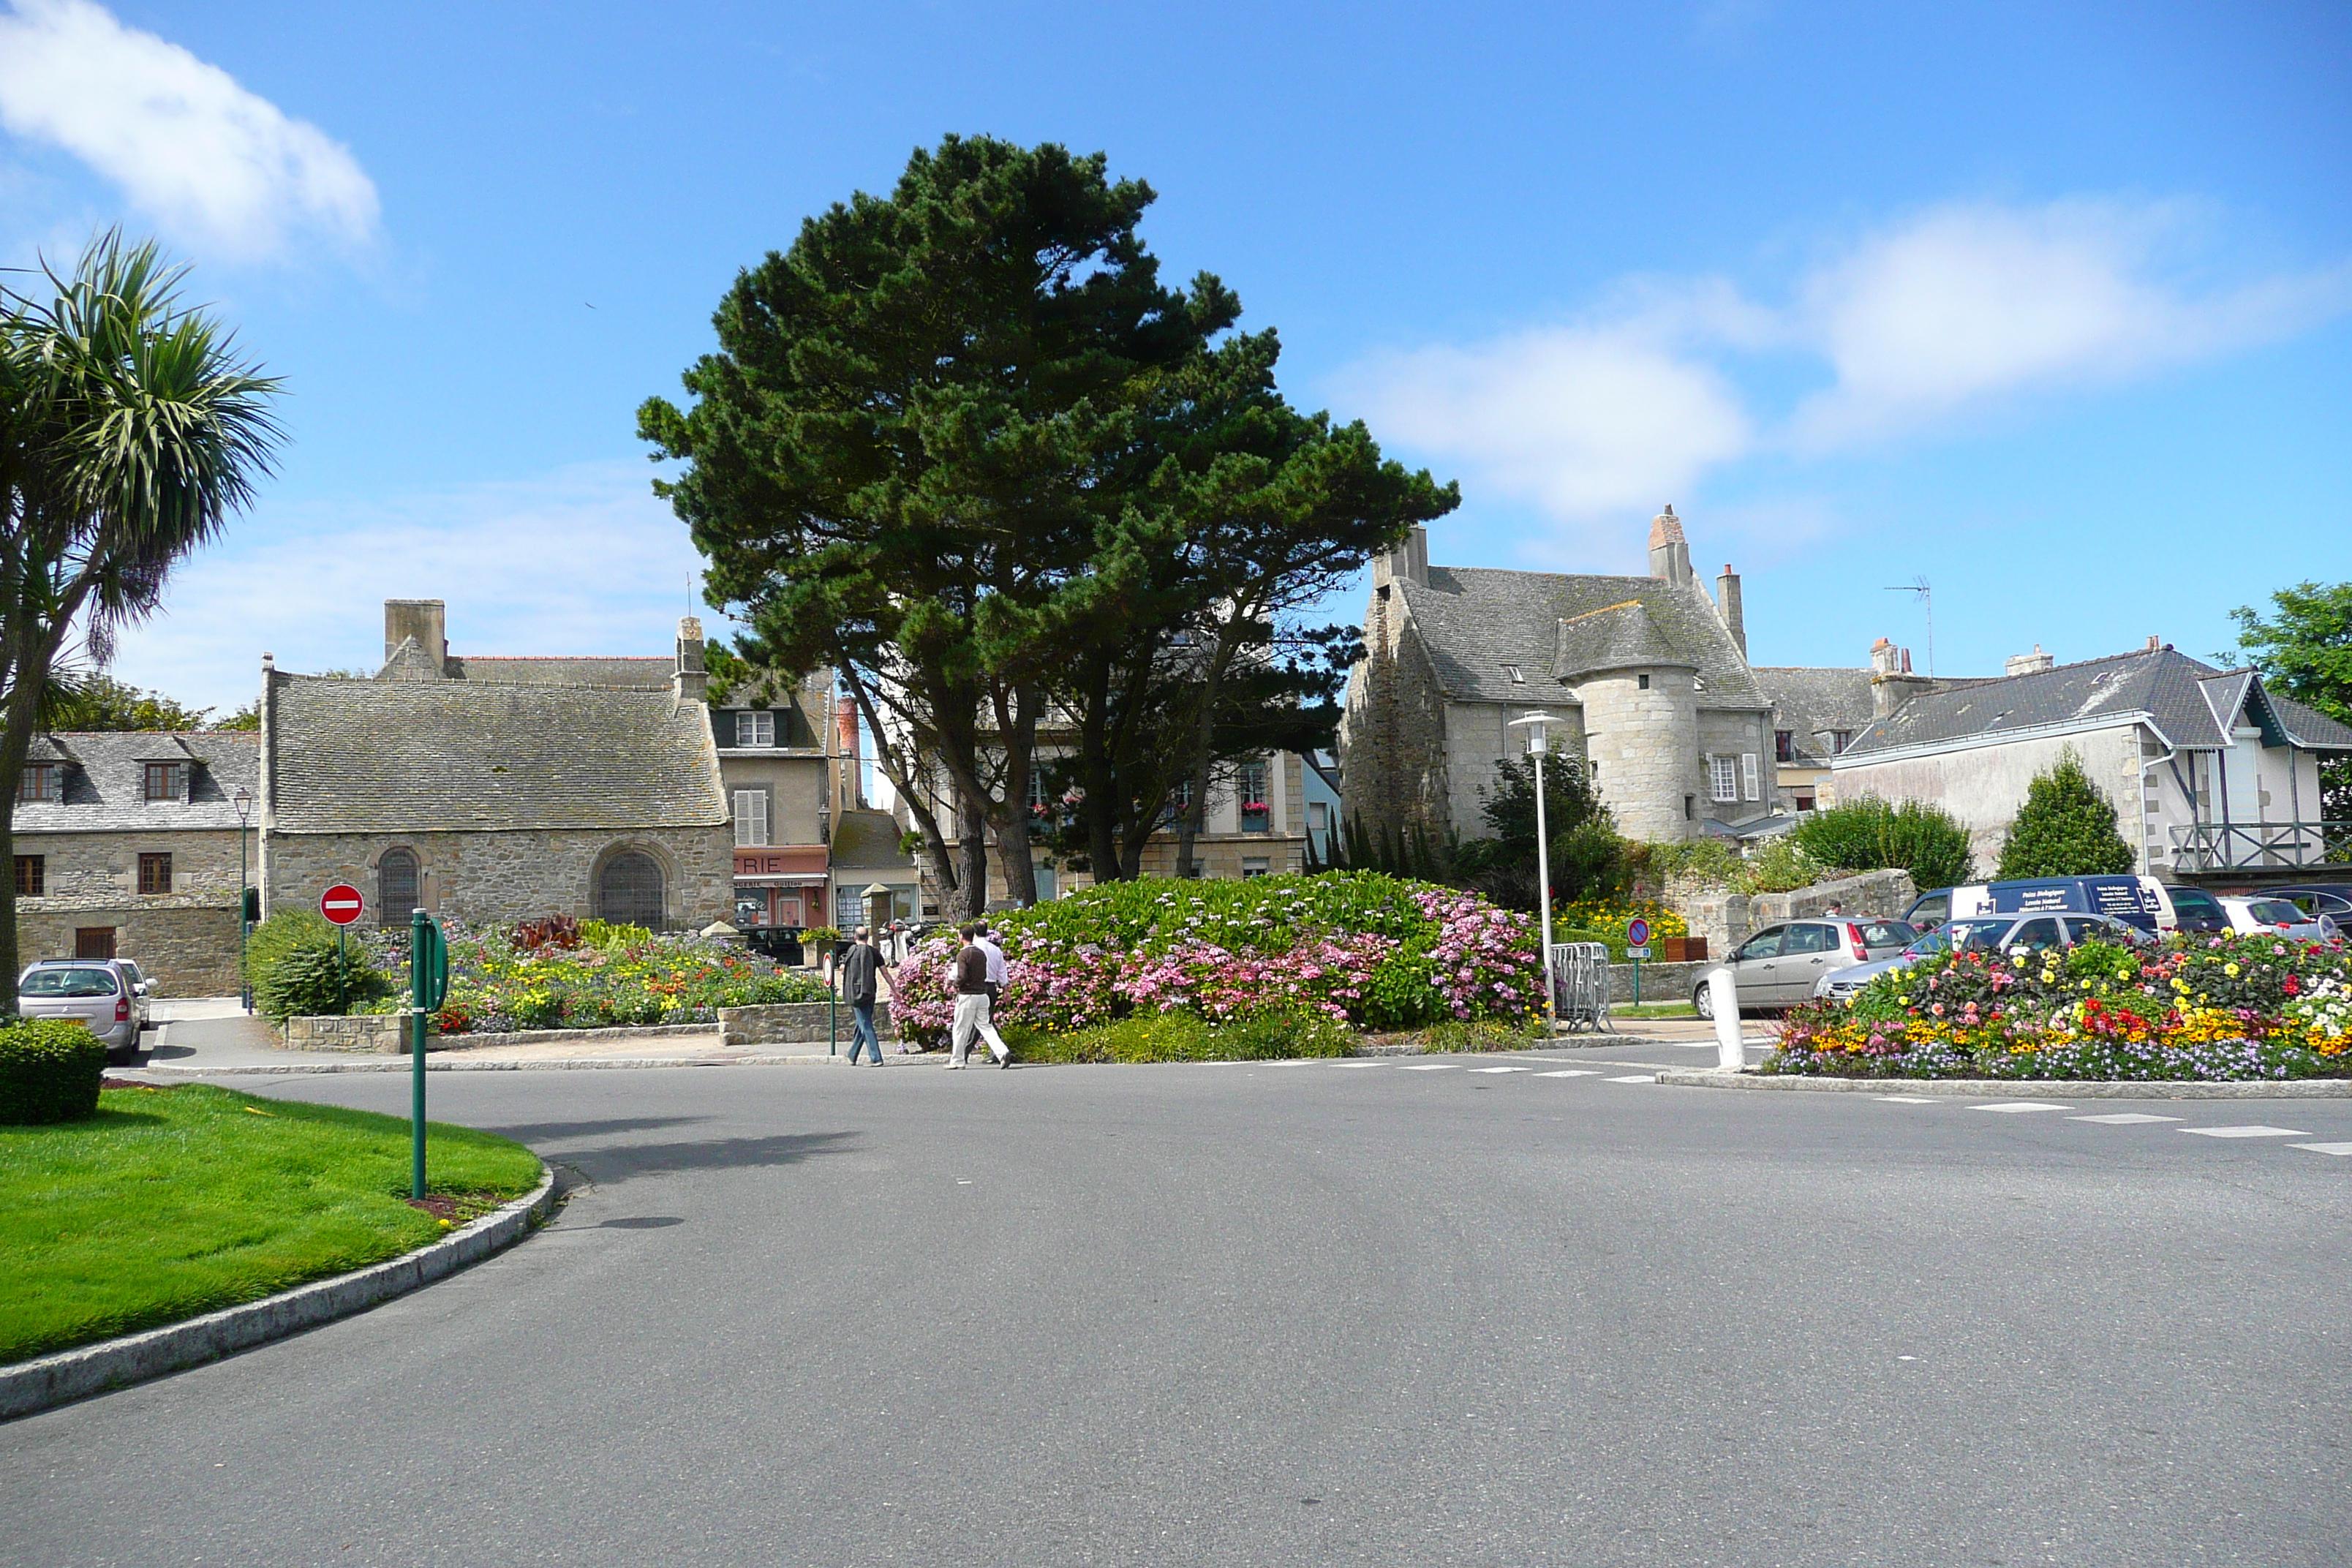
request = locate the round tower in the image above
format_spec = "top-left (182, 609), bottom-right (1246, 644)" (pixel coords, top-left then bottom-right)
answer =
top-left (1575, 664), bottom-right (1702, 842)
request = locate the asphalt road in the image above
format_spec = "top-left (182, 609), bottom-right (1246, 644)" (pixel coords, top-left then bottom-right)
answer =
top-left (7, 1052), bottom-right (2350, 1567)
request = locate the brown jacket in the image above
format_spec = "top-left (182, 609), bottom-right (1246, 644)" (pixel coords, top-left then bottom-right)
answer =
top-left (955, 944), bottom-right (990, 995)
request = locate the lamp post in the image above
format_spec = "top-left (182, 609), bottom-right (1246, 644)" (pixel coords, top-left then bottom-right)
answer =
top-left (1507, 714), bottom-right (1558, 1034)
top-left (232, 786), bottom-right (253, 1013)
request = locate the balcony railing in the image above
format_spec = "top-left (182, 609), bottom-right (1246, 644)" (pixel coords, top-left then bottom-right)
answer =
top-left (2167, 821), bottom-right (2352, 871)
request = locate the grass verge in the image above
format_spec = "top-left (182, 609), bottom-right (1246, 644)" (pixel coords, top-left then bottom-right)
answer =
top-left (0, 1083), bottom-right (543, 1365)
top-left (1004, 1007), bottom-right (1355, 1064)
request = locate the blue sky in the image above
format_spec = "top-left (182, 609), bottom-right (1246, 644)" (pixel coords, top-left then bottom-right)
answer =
top-left (3, 0), bottom-right (2347, 714)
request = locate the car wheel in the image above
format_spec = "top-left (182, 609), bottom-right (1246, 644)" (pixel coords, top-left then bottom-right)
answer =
top-left (1692, 981), bottom-right (1714, 1021)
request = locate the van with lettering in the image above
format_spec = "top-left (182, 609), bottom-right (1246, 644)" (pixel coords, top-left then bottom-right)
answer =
top-left (1904, 875), bottom-right (2174, 935)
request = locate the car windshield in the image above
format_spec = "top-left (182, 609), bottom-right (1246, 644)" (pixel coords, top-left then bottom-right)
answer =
top-left (1901, 930), bottom-right (1951, 957)
top-left (2247, 900), bottom-right (2306, 925)
top-left (20, 967), bottom-right (116, 998)
top-left (1944, 920), bottom-right (2014, 954)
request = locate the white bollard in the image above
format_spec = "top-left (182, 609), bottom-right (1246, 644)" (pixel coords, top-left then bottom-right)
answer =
top-left (1704, 964), bottom-right (1744, 1071)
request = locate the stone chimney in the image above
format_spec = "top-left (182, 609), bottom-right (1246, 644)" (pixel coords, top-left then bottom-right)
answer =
top-left (1870, 636), bottom-right (1934, 717)
top-left (1371, 524), bottom-right (1429, 592)
top-left (1647, 505), bottom-right (1691, 587)
top-left (2003, 644), bottom-right (2055, 678)
top-left (1714, 562), bottom-right (1746, 658)
top-left (383, 599), bottom-right (448, 675)
top-left (673, 615), bottom-right (707, 704)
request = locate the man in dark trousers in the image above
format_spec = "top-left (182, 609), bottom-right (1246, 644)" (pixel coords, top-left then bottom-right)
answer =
top-left (840, 926), bottom-right (883, 1065)
top-left (949, 922), bottom-right (1010, 1068)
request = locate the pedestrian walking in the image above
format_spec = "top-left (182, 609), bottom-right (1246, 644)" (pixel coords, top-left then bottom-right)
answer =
top-left (949, 922), bottom-right (1011, 1068)
top-left (840, 926), bottom-right (883, 1064)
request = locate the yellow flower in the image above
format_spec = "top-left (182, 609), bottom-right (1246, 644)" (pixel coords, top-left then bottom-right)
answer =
top-left (2224, 963), bottom-right (2240, 978)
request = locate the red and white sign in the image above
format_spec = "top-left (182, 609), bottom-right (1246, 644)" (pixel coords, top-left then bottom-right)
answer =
top-left (320, 883), bottom-right (366, 926)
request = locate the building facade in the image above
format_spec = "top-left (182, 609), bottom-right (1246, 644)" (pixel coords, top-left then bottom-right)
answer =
top-left (1339, 509), bottom-right (1782, 846)
top-left (13, 731), bottom-right (258, 995)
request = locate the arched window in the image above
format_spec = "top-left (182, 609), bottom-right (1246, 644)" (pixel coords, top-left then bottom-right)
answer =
top-left (378, 849), bottom-right (419, 924)
top-left (598, 851), bottom-right (665, 927)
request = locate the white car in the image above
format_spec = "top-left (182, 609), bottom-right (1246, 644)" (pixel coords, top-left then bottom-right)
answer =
top-left (2218, 895), bottom-right (2342, 943)
top-left (15, 961), bottom-right (143, 1063)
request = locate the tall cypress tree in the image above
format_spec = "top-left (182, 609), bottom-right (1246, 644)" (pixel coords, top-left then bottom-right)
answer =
top-left (1996, 749), bottom-right (2136, 878)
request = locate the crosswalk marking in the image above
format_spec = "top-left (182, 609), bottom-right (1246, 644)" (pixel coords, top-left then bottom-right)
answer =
top-left (1468, 1066), bottom-right (1531, 1074)
top-left (1972, 1101), bottom-right (2072, 1113)
top-left (1396, 1063), bottom-right (1457, 1071)
top-left (1875, 1096), bottom-right (1939, 1104)
top-left (1605, 1074), bottom-right (1656, 1084)
top-left (1537, 1068), bottom-right (1599, 1078)
top-left (2180, 1125), bottom-right (2310, 1139)
top-left (2291, 1142), bottom-right (2352, 1156)
top-left (2069, 1112), bottom-right (2182, 1124)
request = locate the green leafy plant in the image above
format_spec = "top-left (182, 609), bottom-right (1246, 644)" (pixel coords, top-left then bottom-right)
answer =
top-left (1996, 750), bottom-right (2135, 879)
top-left (0, 1019), bottom-right (105, 1124)
top-left (244, 910), bottom-right (393, 1019)
top-left (1794, 796), bottom-right (1975, 892)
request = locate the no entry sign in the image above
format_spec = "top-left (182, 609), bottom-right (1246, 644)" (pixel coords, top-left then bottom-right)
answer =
top-left (320, 883), bottom-right (365, 926)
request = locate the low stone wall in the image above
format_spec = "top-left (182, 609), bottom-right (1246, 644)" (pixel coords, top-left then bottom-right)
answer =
top-left (15, 897), bottom-right (241, 996)
top-left (284, 1014), bottom-right (431, 1053)
top-left (1681, 868), bottom-right (1918, 959)
top-left (718, 1000), bottom-right (894, 1046)
top-left (1610, 960), bottom-right (1705, 1005)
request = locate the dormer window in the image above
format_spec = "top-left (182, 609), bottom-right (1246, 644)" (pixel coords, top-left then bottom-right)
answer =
top-left (1504, 664), bottom-right (1524, 684)
top-left (735, 711), bottom-right (775, 747)
top-left (142, 762), bottom-right (186, 802)
top-left (1830, 729), bottom-right (1852, 753)
top-left (19, 764), bottom-right (60, 803)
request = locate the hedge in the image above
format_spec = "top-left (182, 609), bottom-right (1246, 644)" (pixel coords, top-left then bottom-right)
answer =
top-left (0, 1019), bottom-right (106, 1124)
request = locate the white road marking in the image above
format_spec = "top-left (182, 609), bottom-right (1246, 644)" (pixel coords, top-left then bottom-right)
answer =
top-left (1469, 1066), bottom-right (1531, 1074)
top-left (2068, 1112), bottom-right (2183, 1124)
top-left (1605, 1074), bottom-right (1656, 1084)
top-left (1971, 1102), bottom-right (2072, 1113)
top-left (1537, 1069), bottom-right (1600, 1078)
top-left (1341, 1061), bottom-right (1387, 1068)
top-left (2290, 1142), bottom-right (2352, 1156)
top-left (1396, 1063), bottom-right (1458, 1071)
top-left (1875, 1096), bottom-right (1939, 1104)
top-left (2179, 1125), bottom-right (2310, 1139)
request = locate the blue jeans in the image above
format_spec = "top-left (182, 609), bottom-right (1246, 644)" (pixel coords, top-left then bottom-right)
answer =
top-left (848, 1002), bottom-right (881, 1063)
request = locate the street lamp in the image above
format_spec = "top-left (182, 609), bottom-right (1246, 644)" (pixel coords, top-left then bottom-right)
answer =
top-left (232, 785), bottom-right (254, 1013)
top-left (1507, 713), bottom-right (1558, 1035)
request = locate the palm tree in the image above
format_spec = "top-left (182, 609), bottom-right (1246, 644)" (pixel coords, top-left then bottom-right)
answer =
top-left (0, 233), bottom-right (284, 1011)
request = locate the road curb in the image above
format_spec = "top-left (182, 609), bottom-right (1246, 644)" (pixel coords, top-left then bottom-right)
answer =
top-left (128, 1052), bottom-right (886, 1077)
top-left (0, 1169), bottom-right (558, 1423)
top-left (1654, 1068), bottom-right (2352, 1098)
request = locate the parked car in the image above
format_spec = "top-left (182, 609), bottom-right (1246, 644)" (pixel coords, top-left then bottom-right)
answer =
top-left (1810, 911), bottom-right (2155, 1004)
top-left (2264, 884), bottom-right (2352, 922)
top-left (111, 958), bottom-right (154, 1031)
top-left (2217, 895), bottom-right (2343, 943)
top-left (15, 960), bottom-right (143, 1063)
top-left (1692, 918), bottom-right (1917, 1017)
top-left (2159, 883), bottom-right (2233, 935)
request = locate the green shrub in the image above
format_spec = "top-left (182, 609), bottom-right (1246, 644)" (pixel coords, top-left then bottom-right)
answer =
top-left (578, 919), bottom-right (653, 949)
top-left (0, 1019), bottom-right (106, 1124)
top-left (1417, 1017), bottom-right (1548, 1053)
top-left (1793, 796), bottom-right (1975, 892)
top-left (1743, 834), bottom-right (1825, 893)
top-left (1007, 1004), bottom-right (1354, 1064)
top-left (1995, 750), bottom-right (2134, 879)
top-left (248, 911), bottom-right (393, 1021)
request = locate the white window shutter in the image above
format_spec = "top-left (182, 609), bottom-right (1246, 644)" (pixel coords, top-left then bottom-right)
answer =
top-left (1742, 753), bottom-right (1759, 801)
top-left (734, 789), bottom-right (769, 847)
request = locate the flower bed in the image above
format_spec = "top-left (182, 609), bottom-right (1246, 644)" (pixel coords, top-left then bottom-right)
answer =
top-left (1764, 931), bottom-right (2352, 1081)
top-left (890, 872), bottom-right (1542, 1049)
top-left (1554, 898), bottom-right (1687, 960)
top-left (358, 919), bottom-right (829, 1033)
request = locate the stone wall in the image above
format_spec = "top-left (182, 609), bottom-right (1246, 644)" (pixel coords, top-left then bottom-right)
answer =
top-left (1339, 589), bottom-right (1455, 839)
top-left (261, 826), bottom-right (734, 931)
top-left (1680, 867), bottom-right (1920, 957)
top-left (719, 1000), bottom-right (894, 1046)
top-left (14, 896), bottom-right (242, 995)
top-left (1694, 708), bottom-right (1779, 831)
top-left (13, 826), bottom-right (254, 900)
top-left (1580, 668), bottom-right (1701, 841)
top-left (1830, 726), bottom-right (2145, 877)
top-left (284, 1013), bottom-right (428, 1052)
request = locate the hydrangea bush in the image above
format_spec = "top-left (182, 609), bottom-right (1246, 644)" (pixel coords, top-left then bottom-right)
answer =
top-left (890, 872), bottom-right (1542, 1047)
top-left (1765, 930), bottom-right (2352, 1080)
top-left (360, 919), bottom-right (828, 1033)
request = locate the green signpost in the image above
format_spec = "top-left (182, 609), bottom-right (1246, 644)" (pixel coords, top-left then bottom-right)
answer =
top-left (409, 908), bottom-right (450, 1200)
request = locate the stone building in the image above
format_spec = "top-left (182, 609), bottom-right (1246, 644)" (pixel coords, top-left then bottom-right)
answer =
top-left (12, 731), bottom-right (258, 994)
top-left (1339, 508), bottom-right (1781, 846)
top-left (257, 603), bottom-right (735, 930)
top-left (1831, 640), bottom-right (2352, 881)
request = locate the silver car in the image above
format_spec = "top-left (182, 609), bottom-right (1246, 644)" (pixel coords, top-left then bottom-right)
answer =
top-left (1693, 918), bottom-right (1918, 1017)
top-left (1812, 911), bottom-right (2154, 1004)
top-left (15, 961), bottom-right (143, 1062)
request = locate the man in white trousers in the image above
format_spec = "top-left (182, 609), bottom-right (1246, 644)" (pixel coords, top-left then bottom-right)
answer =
top-left (949, 923), bottom-right (1011, 1068)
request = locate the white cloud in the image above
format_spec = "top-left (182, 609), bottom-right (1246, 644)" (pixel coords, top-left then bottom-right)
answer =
top-left (1790, 200), bottom-right (2352, 448)
top-left (1344, 323), bottom-right (1754, 543)
top-left (0, 0), bottom-right (377, 262)
top-left (102, 462), bottom-right (714, 716)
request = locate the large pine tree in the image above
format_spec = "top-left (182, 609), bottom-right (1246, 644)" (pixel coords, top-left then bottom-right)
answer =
top-left (1995, 750), bottom-right (2136, 878)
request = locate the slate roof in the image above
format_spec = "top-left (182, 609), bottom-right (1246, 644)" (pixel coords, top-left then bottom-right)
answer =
top-left (16, 731), bottom-right (258, 834)
top-left (1399, 568), bottom-right (1767, 707)
top-left (1836, 647), bottom-right (2352, 760)
top-left (1753, 666), bottom-right (1878, 766)
top-left (267, 674), bottom-right (727, 833)
top-left (439, 655), bottom-right (674, 689)
top-left (827, 809), bottom-right (916, 870)
top-left (1552, 600), bottom-right (1693, 679)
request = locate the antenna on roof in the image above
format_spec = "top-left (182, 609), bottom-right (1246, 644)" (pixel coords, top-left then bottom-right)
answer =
top-left (1882, 576), bottom-right (1932, 677)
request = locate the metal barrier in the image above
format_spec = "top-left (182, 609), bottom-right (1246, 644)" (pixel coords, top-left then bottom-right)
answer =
top-left (1550, 941), bottom-right (1613, 1032)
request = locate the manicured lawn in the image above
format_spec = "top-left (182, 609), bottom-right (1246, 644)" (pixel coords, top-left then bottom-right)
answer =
top-left (1613, 1001), bottom-right (1697, 1019)
top-left (0, 1084), bottom-right (543, 1365)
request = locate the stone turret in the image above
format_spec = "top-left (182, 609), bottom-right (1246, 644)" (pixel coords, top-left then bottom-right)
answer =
top-left (1647, 505), bottom-right (1692, 587)
top-left (383, 600), bottom-right (448, 674)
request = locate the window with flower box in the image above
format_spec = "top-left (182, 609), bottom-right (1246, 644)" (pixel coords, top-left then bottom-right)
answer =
top-left (1237, 761), bottom-right (1270, 833)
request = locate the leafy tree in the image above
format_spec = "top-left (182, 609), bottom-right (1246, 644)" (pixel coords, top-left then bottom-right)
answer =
top-left (642, 137), bottom-right (1237, 916)
top-left (1, 234), bottom-right (282, 1010)
top-left (1793, 796), bottom-right (1975, 892)
top-left (2229, 581), bottom-right (2352, 817)
top-left (42, 673), bottom-right (215, 731)
top-left (1995, 749), bottom-right (2135, 879)
top-left (1451, 748), bottom-right (1624, 911)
